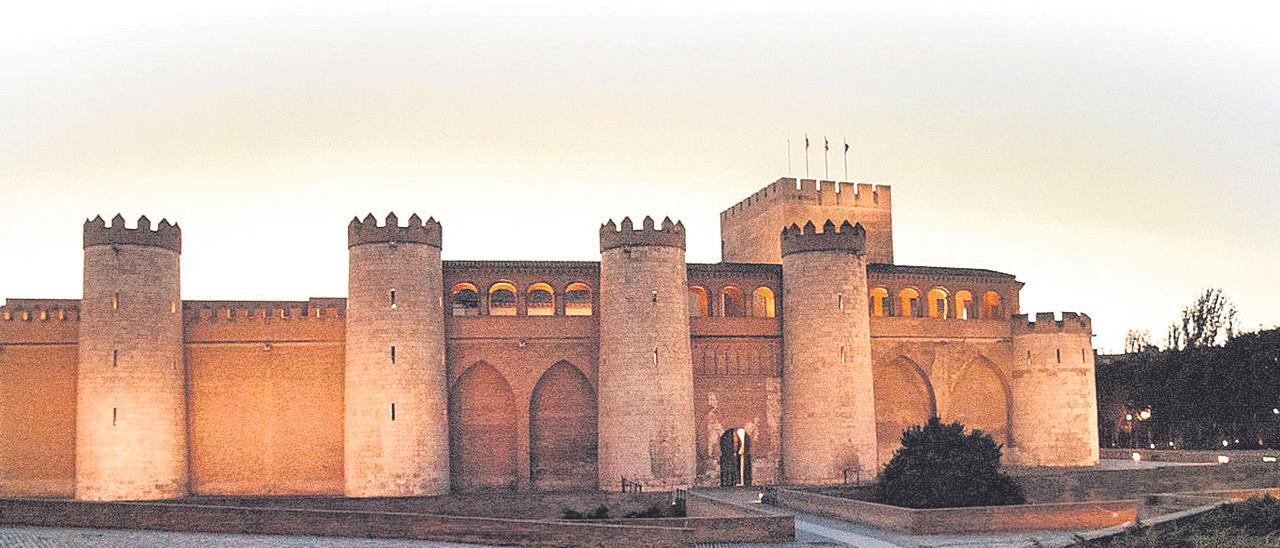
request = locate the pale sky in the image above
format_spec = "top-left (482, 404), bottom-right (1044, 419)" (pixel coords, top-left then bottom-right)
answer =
top-left (2, 1), bottom-right (1277, 352)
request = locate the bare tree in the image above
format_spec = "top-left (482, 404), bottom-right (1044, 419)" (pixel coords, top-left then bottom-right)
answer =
top-left (1167, 288), bottom-right (1238, 350)
top-left (1124, 329), bottom-right (1156, 354)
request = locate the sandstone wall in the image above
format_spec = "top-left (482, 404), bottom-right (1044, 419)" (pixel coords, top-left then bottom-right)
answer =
top-left (781, 243), bottom-right (878, 482)
top-left (721, 178), bottom-right (893, 264)
top-left (1010, 313), bottom-right (1099, 466)
top-left (598, 222), bottom-right (696, 489)
top-left (185, 305), bottom-right (344, 495)
top-left (78, 240), bottom-right (187, 500)
top-left (0, 304), bottom-right (78, 497)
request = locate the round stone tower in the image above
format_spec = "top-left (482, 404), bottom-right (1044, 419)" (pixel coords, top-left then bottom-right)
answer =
top-left (780, 220), bottom-right (878, 484)
top-left (344, 213), bottom-right (450, 497)
top-left (77, 214), bottom-right (187, 500)
top-left (597, 216), bottom-right (696, 490)
top-left (1009, 312), bottom-right (1100, 466)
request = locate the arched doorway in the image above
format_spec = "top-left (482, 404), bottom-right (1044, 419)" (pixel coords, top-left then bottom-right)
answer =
top-left (718, 428), bottom-right (752, 487)
top-left (529, 362), bottom-right (597, 491)
top-left (945, 357), bottom-right (1011, 446)
top-left (449, 362), bottom-right (517, 491)
top-left (873, 357), bottom-right (937, 464)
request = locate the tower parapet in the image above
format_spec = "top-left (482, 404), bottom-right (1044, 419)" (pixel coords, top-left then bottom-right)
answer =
top-left (780, 219), bottom-right (878, 483)
top-left (348, 213), bottom-right (441, 248)
top-left (597, 216), bottom-right (696, 490)
top-left (345, 213), bottom-right (450, 497)
top-left (780, 220), bottom-right (866, 257)
top-left (77, 214), bottom-right (187, 500)
top-left (83, 214), bottom-right (181, 252)
top-left (1009, 312), bottom-right (1099, 467)
top-left (599, 216), bottom-right (685, 251)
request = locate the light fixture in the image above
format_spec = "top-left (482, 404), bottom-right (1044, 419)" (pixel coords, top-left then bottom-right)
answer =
top-left (1218, 455), bottom-right (1230, 464)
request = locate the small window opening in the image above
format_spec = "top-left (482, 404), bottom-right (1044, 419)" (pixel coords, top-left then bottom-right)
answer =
top-left (652, 348), bottom-right (658, 365)
top-left (112, 349), bottom-right (118, 368)
top-left (1082, 348), bottom-right (1087, 361)
top-left (391, 403), bottom-right (396, 421)
top-left (390, 289), bottom-right (397, 309)
top-left (111, 292), bottom-right (119, 310)
top-left (170, 300), bottom-right (177, 314)
top-left (840, 346), bottom-right (846, 363)
top-left (1026, 350), bottom-right (1031, 366)
top-left (112, 407), bottom-right (117, 426)
top-left (836, 293), bottom-right (844, 310)
top-left (1056, 349), bottom-right (1062, 363)
top-left (651, 290), bottom-right (658, 303)
top-left (391, 346), bottom-right (396, 365)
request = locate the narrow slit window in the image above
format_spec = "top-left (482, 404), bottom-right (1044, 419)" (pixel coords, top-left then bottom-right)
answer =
top-left (390, 346), bottom-right (396, 365)
top-left (1056, 349), bottom-right (1062, 363)
top-left (651, 290), bottom-right (658, 303)
top-left (391, 403), bottom-right (396, 421)
top-left (170, 300), bottom-right (177, 314)
top-left (840, 346), bottom-right (846, 363)
top-left (836, 293), bottom-right (844, 310)
top-left (1082, 348), bottom-right (1087, 361)
top-left (652, 348), bottom-right (658, 365)
top-left (112, 349), bottom-right (118, 368)
top-left (111, 292), bottom-right (120, 310)
top-left (112, 407), bottom-right (117, 426)
top-left (1026, 350), bottom-right (1032, 366)
top-left (390, 289), bottom-right (397, 309)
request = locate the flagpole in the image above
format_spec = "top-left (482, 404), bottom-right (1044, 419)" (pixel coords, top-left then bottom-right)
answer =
top-left (843, 138), bottom-right (849, 181)
top-left (804, 134), bottom-right (810, 178)
top-left (824, 137), bottom-right (829, 179)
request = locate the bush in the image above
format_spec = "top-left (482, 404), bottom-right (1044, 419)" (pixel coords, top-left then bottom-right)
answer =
top-left (1085, 495), bottom-right (1280, 547)
top-left (561, 504), bottom-right (611, 520)
top-left (871, 417), bottom-right (1025, 509)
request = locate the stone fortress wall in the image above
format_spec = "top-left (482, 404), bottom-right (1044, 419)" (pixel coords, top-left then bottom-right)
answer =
top-left (0, 177), bottom-right (1098, 500)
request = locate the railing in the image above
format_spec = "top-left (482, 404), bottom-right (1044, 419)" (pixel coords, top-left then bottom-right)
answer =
top-left (621, 476), bottom-right (644, 493)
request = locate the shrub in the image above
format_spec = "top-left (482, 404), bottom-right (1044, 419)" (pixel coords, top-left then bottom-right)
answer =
top-left (561, 504), bottom-right (611, 520)
top-left (871, 417), bottom-right (1025, 509)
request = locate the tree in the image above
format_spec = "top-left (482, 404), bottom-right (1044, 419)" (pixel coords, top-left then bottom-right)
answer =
top-left (1124, 329), bottom-right (1156, 354)
top-left (1166, 288), bottom-right (1237, 350)
top-left (872, 417), bottom-right (1025, 509)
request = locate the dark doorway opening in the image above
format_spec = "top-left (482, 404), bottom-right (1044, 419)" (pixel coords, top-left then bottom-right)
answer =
top-left (718, 428), bottom-right (752, 487)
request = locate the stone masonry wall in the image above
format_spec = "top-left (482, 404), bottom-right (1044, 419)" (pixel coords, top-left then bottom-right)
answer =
top-left (598, 243), bottom-right (697, 489)
top-left (1010, 313), bottom-right (1099, 466)
top-left (345, 238), bottom-right (450, 497)
top-left (781, 248), bottom-right (878, 482)
top-left (77, 243), bottom-right (187, 500)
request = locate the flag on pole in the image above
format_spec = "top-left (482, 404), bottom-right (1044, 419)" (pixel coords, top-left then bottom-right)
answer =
top-left (804, 134), bottom-right (810, 178)
top-left (824, 137), bottom-right (829, 152)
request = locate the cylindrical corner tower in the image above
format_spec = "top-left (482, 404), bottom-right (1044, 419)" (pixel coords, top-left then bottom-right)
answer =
top-left (1010, 312), bottom-right (1100, 466)
top-left (344, 213), bottom-right (450, 497)
top-left (780, 220), bottom-right (878, 484)
top-left (77, 214), bottom-right (186, 500)
top-left (597, 216), bottom-right (696, 490)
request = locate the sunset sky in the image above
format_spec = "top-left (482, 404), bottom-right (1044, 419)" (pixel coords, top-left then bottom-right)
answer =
top-left (2, 1), bottom-right (1277, 351)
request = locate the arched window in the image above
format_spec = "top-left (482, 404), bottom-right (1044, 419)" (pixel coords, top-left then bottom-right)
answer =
top-left (451, 283), bottom-right (480, 316)
top-left (526, 283), bottom-right (554, 316)
top-left (721, 286), bottom-right (746, 317)
top-left (898, 288), bottom-right (921, 318)
top-left (869, 287), bottom-right (889, 317)
top-left (688, 286), bottom-right (709, 317)
top-left (926, 287), bottom-right (949, 319)
top-left (488, 282), bottom-right (517, 316)
top-left (751, 287), bottom-right (776, 318)
top-left (954, 290), bottom-right (974, 320)
top-left (564, 282), bottom-right (593, 316)
top-left (981, 291), bottom-right (1003, 320)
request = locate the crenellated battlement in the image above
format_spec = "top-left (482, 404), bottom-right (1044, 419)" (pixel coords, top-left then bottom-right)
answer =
top-left (83, 214), bottom-right (182, 253)
top-left (720, 177), bottom-right (892, 221)
top-left (183, 303), bottom-right (345, 324)
top-left (780, 219), bottom-right (866, 257)
top-left (347, 213), bottom-right (442, 249)
top-left (0, 302), bottom-right (79, 322)
top-left (1011, 312), bottom-right (1092, 335)
top-left (599, 216), bottom-right (686, 251)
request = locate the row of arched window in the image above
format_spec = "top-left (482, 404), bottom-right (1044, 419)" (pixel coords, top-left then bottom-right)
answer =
top-left (869, 287), bottom-right (1005, 320)
top-left (447, 281), bottom-right (1002, 320)
top-left (450, 282), bottom-right (594, 317)
top-left (688, 286), bottom-right (775, 318)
